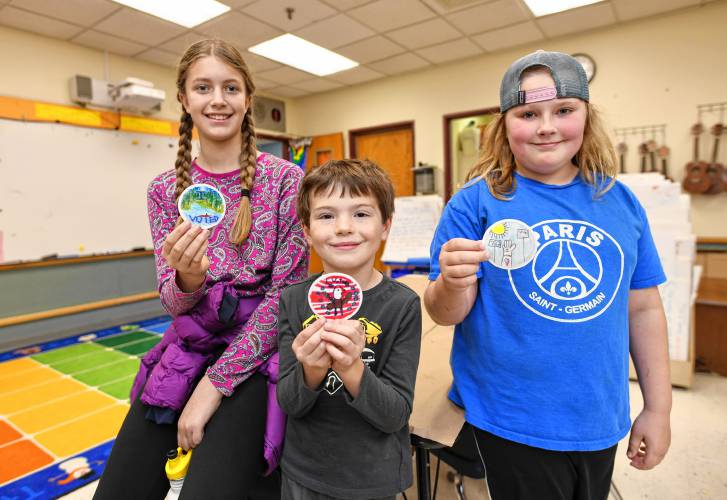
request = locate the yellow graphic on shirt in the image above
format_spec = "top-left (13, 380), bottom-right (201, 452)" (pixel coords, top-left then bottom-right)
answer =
top-left (302, 314), bottom-right (318, 329)
top-left (358, 317), bottom-right (382, 345)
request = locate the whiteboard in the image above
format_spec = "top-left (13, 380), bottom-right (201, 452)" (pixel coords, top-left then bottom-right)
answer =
top-left (0, 118), bottom-right (187, 262)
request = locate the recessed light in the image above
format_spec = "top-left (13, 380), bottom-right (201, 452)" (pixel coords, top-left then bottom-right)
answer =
top-left (523, 0), bottom-right (605, 17)
top-left (249, 34), bottom-right (358, 77)
top-left (110, 0), bottom-right (230, 28)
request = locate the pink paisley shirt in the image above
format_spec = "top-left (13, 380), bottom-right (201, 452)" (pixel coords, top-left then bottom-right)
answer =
top-left (146, 153), bottom-right (309, 395)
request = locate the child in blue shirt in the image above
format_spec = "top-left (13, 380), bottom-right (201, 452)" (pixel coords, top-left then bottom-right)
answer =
top-left (425, 50), bottom-right (671, 500)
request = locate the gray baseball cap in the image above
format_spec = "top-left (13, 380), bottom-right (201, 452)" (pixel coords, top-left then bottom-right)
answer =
top-left (499, 50), bottom-right (589, 113)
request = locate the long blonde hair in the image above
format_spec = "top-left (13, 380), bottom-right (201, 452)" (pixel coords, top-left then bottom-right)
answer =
top-left (466, 103), bottom-right (618, 199)
top-left (175, 39), bottom-right (257, 244)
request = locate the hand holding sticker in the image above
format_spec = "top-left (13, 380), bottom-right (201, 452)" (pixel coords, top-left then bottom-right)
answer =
top-left (178, 184), bottom-right (226, 229)
top-left (483, 219), bottom-right (539, 270)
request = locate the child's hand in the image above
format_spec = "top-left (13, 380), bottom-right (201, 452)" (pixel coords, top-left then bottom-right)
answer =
top-left (177, 375), bottom-right (222, 451)
top-left (321, 319), bottom-right (365, 373)
top-left (162, 221), bottom-right (210, 290)
top-left (627, 408), bottom-right (671, 470)
top-left (439, 238), bottom-right (490, 291)
top-left (292, 317), bottom-right (331, 370)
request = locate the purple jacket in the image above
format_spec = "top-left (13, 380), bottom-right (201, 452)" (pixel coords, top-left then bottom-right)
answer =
top-left (130, 282), bottom-right (286, 475)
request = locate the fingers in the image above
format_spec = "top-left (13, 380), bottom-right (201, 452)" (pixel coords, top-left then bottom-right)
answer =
top-left (293, 319), bottom-right (326, 352)
top-left (162, 222), bottom-right (210, 270)
top-left (626, 430), bottom-right (642, 461)
top-left (627, 431), bottom-right (656, 470)
top-left (442, 238), bottom-right (487, 253)
top-left (178, 420), bottom-right (204, 452)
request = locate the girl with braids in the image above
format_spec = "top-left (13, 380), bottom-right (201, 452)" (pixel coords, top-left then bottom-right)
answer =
top-left (94, 39), bottom-right (308, 499)
top-left (426, 51), bottom-right (670, 500)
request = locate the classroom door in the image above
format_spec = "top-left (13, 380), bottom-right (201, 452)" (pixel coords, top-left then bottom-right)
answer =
top-left (305, 132), bottom-right (345, 275)
top-left (351, 123), bottom-right (415, 197)
top-left (350, 122), bottom-right (415, 271)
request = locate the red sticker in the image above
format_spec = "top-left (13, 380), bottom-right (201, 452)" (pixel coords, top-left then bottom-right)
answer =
top-left (308, 273), bottom-right (363, 320)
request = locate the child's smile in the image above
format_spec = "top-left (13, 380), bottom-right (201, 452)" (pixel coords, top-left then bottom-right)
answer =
top-left (304, 188), bottom-right (391, 288)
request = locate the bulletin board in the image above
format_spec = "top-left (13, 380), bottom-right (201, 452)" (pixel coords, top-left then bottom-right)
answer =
top-left (0, 118), bottom-right (183, 262)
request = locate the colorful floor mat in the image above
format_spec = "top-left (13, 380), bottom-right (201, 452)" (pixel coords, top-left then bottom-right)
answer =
top-left (0, 316), bottom-right (171, 499)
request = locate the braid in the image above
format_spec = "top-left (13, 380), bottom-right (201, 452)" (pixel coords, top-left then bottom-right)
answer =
top-left (230, 110), bottom-right (257, 244)
top-left (173, 112), bottom-right (194, 226)
top-left (174, 112), bottom-right (194, 199)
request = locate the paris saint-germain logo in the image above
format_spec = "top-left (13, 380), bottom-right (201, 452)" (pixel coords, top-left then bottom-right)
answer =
top-left (508, 219), bottom-right (624, 323)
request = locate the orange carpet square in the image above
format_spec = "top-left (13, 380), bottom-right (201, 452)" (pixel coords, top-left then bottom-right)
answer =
top-left (0, 420), bottom-right (22, 446)
top-left (0, 439), bottom-right (54, 483)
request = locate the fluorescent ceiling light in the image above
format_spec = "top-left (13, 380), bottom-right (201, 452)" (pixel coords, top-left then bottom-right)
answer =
top-left (249, 34), bottom-right (358, 77)
top-left (111, 0), bottom-right (230, 28)
top-left (523, 0), bottom-right (605, 17)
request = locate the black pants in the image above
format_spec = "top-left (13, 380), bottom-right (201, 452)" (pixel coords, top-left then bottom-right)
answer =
top-left (94, 373), bottom-right (278, 500)
top-left (470, 425), bottom-right (617, 500)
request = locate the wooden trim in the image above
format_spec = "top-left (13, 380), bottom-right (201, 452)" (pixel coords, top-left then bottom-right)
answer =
top-left (0, 95), bottom-right (180, 137)
top-left (349, 121), bottom-right (415, 158)
top-left (697, 237), bottom-right (727, 245)
top-left (0, 291), bottom-right (159, 328)
top-left (442, 107), bottom-right (499, 201)
top-left (0, 250), bottom-right (153, 273)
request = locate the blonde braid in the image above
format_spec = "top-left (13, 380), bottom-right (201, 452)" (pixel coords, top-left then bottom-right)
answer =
top-left (230, 110), bottom-right (257, 244)
top-left (174, 112), bottom-right (194, 225)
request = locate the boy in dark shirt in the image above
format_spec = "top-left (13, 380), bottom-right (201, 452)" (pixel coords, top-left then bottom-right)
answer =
top-left (277, 159), bottom-right (422, 499)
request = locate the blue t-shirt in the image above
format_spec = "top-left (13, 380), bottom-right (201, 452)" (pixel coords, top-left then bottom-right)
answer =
top-left (429, 173), bottom-right (666, 451)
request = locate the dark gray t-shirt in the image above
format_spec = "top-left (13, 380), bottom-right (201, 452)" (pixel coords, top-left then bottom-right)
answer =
top-left (277, 274), bottom-right (422, 499)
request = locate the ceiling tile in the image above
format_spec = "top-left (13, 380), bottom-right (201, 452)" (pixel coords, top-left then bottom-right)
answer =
top-left (348, 0), bottom-right (436, 31)
top-left (336, 36), bottom-right (405, 64)
top-left (294, 13), bottom-right (374, 49)
top-left (158, 32), bottom-right (209, 56)
top-left (242, 0), bottom-right (336, 31)
top-left (72, 29), bottom-right (147, 56)
top-left (328, 66), bottom-right (385, 85)
top-left (0, 6), bottom-right (84, 39)
top-left (416, 37), bottom-right (481, 64)
top-left (244, 52), bottom-right (283, 73)
top-left (472, 20), bottom-right (543, 52)
top-left (218, 0), bottom-right (256, 7)
top-left (446, 0), bottom-right (528, 35)
top-left (368, 52), bottom-right (430, 75)
top-left (197, 11), bottom-right (282, 48)
top-left (536, 3), bottom-right (616, 38)
top-left (387, 18), bottom-right (461, 50)
top-left (9, 0), bottom-right (119, 26)
top-left (419, 0), bottom-right (491, 15)
top-left (93, 8), bottom-right (185, 46)
top-left (268, 86), bottom-right (310, 98)
top-left (320, 0), bottom-right (372, 10)
top-left (253, 76), bottom-right (278, 90)
top-left (293, 78), bottom-right (344, 93)
top-left (256, 66), bottom-right (313, 84)
top-left (611, 0), bottom-right (700, 21)
top-left (136, 48), bottom-right (179, 68)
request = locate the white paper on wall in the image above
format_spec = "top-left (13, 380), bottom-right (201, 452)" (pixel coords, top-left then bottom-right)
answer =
top-left (382, 195), bottom-right (443, 264)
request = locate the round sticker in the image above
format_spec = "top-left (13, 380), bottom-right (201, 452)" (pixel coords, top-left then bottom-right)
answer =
top-left (178, 184), bottom-right (226, 229)
top-left (483, 218), bottom-right (539, 270)
top-left (308, 273), bottom-right (363, 320)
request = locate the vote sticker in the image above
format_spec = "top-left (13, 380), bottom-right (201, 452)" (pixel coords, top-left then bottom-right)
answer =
top-left (178, 184), bottom-right (226, 229)
top-left (483, 218), bottom-right (539, 270)
top-left (308, 273), bottom-right (363, 320)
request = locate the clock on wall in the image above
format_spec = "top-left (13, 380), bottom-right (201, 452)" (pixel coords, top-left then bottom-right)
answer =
top-left (572, 53), bottom-right (596, 83)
